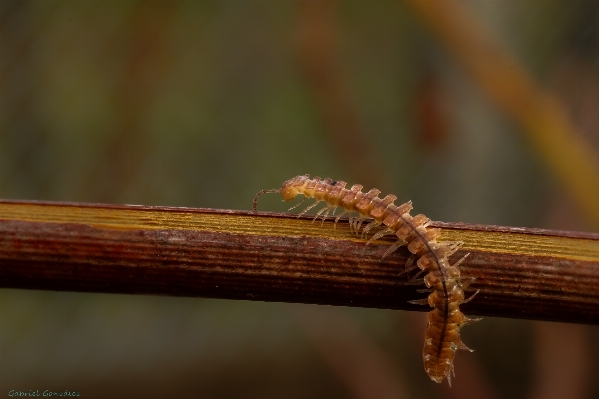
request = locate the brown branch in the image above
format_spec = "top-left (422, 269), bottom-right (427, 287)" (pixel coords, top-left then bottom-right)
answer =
top-left (1, 200), bottom-right (598, 324)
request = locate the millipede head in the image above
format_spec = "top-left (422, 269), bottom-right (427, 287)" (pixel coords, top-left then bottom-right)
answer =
top-left (253, 175), bottom-right (310, 211)
top-left (280, 174), bottom-right (309, 201)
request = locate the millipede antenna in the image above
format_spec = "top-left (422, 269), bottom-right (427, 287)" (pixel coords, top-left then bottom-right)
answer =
top-left (253, 189), bottom-right (280, 211)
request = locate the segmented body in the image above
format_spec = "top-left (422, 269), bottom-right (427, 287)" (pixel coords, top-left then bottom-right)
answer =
top-left (254, 175), bottom-right (480, 386)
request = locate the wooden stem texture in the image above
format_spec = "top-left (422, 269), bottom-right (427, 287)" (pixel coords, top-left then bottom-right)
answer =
top-left (1, 200), bottom-right (598, 324)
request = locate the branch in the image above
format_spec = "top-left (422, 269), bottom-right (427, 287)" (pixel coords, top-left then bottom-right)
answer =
top-left (1, 200), bottom-right (598, 324)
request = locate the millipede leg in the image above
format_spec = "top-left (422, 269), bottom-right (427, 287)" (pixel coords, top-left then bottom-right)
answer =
top-left (408, 268), bottom-right (426, 281)
top-left (405, 253), bottom-right (418, 270)
top-left (312, 205), bottom-right (330, 222)
top-left (446, 370), bottom-right (452, 388)
top-left (399, 256), bottom-right (419, 276)
top-left (297, 200), bottom-right (320, 218)
top-left (452, 253), bottom-right (470, 268)
top-left (361, 220), bottom-right (381, 239)
top-left (399, 264), bottom-right (419, 277)
top-left (350, 217), bottom-right (357, 234)
top-left (354, 217), bottom-right (367, 235)
top-left (366, 228), bottom-right (394, 245)
top-left (320, 207), bottom-right (335, 226)
top-left (351, 216), bottom-right (364, 234)
top-left (461, 317), bottom-right (482, 326)
top-left (407, 297), bottom-right (430, 306)
top-left (457, 340), bottom-right (474, 352)
top-left (458, 276), bottom-right (476, 289)
top-left (349, 217), bottom-right (357, 234)
top-left (447, 241), bottom-right (465, 256)
top-left (287, 196), bottom-right (307, 211)
top-left (334, 211), bottom-right (348, 229)
top-left (348, 216), bottom-right (356, 232)
top-left (460, 289), bottom-right (480, 304)
top-left (404, 278), bottom-right (425, 286)
top-left (381, 239), bottom-right (407, 260)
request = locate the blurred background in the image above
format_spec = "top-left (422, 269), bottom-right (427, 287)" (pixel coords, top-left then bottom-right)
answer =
top-left (1, 1), bottom-right (598, 398)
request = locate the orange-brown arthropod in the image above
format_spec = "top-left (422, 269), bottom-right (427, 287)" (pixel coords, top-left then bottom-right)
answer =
top-left (254, 175), bottom-right (481, 386)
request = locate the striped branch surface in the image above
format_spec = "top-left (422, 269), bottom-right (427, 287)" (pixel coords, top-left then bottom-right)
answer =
top-left (1, 200), bottom-right (598, 324)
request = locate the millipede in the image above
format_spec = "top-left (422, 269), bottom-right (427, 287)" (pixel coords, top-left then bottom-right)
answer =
top-left (253, 174), bottom-right (481, 386)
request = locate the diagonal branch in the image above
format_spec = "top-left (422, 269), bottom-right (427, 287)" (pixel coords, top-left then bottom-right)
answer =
top-left (407, 0), bottom-right (599, 227)
top-left (1, 200), bottom-right (598, 324)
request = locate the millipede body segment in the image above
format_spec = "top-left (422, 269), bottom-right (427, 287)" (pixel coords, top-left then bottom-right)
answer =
top-left (254, 175), bottom-right (481, 386)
